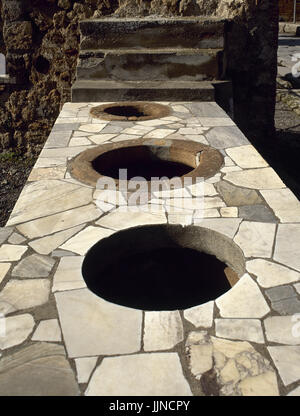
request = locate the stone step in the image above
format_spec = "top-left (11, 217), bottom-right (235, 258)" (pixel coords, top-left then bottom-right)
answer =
top-left (79, 17), bottom-right (227, 50)
top-left (76, 49), bottom-right (223, 82)
top-left (71, 80), bottom-right (216, 102)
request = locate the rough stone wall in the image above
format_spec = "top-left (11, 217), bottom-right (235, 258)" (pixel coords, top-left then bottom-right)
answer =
top-left (0, 0), bottom-right (278, 154)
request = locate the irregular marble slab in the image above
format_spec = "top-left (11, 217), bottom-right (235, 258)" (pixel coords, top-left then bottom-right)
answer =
top-left (52, 256), bottom-right (86, 292)
top-left (246, 259), bottom-right (300, 288)
top-left (12, 254), bottom-right (55, 278)
top-left (59, 226), bottom-right (115, 255)
top-left (143, 311), bottom-right (184, 351)
top-left (85, 353), bottom-right (192, 396)
top-left (268, 346), bottom-right (300, 386)
top-left (215, 274), bottom-right (270, 318)
top-left (261, 188), bottom-right (300, 223)
top-left (55, 289), bottom-right (142, 358)
top-left (0, 279), bottom-right (50, 315)
top-left (184, 301), bottom-right (214, 328)
top-left (17, 204), bottom-right (101, 239)
top-left (234, 221), bottom-right (276, 258)
top-left (28, 225), bottom-right (85, 255)
top-left (215, 319), bottom-right (264, 343)
top-left (224, 168), bottom-right (285, 190)
top-left (226, 145), bottom-right (268, 169)
top-left (7, 180), bottom-right (93, 226)
top-left (264, 316), bottom-right (300, 345)
top-left (274, 224), bottom-right (300, 272)
top-left (75, 357), bottom-right (98, 384)
top-left (0, 245), bottom-right (27, 262)
top-left (32, 319), bottom-right (62, 342)
top-left (0, 314), bottom-right (35, 350)
top-left (0, 263), bottom-right (10, 284)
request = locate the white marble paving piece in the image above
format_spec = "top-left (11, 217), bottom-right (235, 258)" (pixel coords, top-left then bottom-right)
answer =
top-left (268, 346), bottom-right (300, 386)
top-left (55, 289), bottom-right (142, 358)
top-left (226, 145), bottom-right (268, 169)
top-left (75, 357), bottom-right (98, 384)
top-left (197, 117), bottom-right (235, 127)
top-left (7, 180), bottom-right (93, 226)
top-left (295, 283), bottom-right (300, 294)
top-left (85, 353), bottom-right (192, 396)
top-left (224, 168), bottom-right (285, 190)
top-left (28, 167), bottom-right (67, 182)
top-left (221, 166), bottom-right (242, 173)
top-left (172, 105), bottom-right (190, 113)
top-left (0, 245), bottom-right (27, 262)
top-left (78, 124), bottom-right (107, 133)
top-left (144, 128), bottom-right (176, 139)
top-left (264, 316), bottom-right (300, 345)
top-left (93, 189), bottom-right (127, 206)
top-left (206, 173), bottom-right (221, 184)
top-left (190, 218), bottom-right (242, 239)
top-left (0, 263), bottom-right (10, 284)
top-left (59, 226), bottom-right (115, 255)
top-left (69, 137), bottom-right (92, 146)
top-left (215, 319), bottom-right (264, 343)
top-left (96, 209), bottom-right (167, 231)
top-left (206, 126), bottom-right (249, 149)
top-left (288, 387), bottom-right (300, 396)
top-left (220, 207), bottom-right (238, 217)
top-left (216, 274), bottom-right (270, 318)
top-left (31, 319), bottom-right (62, 342)
top-left (234, 221), bottom-right (276, 258)
top-left (111, 134), bottom-right (139, 142)
top-left (165, 197), bottom-right (204, 211)
top-left (72, 131), bottom-right (92, 137)
top-left (274, 224), bottom-right (300, 272)
top-left (178, 127), bottom-right (207, 135)
top-left (52, 256), bottom-right (86, 292)
top-left (188, 182), bottom-right (217, 197)
top-left (136, 119), bottom-right (173, 127)
top-left (246, 259), bottom-right (300, 288)
top-left (182, 134), bottom-right (209, 144)
top-left (29, 225), bottom-right (85, 255)
top-left (167, 212), bottom-right (193, 225)
top-left (12, 254), bottom-right (55, 278)
top-left (44, 131), bottom-right (72, 149)
top-left (193, 208), bottom-right (220, 220)
top-left (17, 204), bottom-right (101, 239)
top-left (238, 371), bottom-right (279, 396)
top-left (122, 126), bottom-right (154, 135)
top-left (89, 133), bottom-right (117, 144)
top-left (39, 146), bottom-right (94, 159)
top-left (152, 187), bottom-right (190, 199)
top-left (0, 279), bottom-right (50, 314)
top-left (261, 188), bottom-right (300, 222)
top-left (0, 314), bottom-right (35, 350)
top-left (189, 344), bottom-right (213, 377)
top-left (184, 301), bottom-right (214, 328)
top-left (143, 311), bottom-right (184, 351)
top-left (34, 157), bottom-right (66, 168)
top-left (55, 117), bottom-right (89, 124)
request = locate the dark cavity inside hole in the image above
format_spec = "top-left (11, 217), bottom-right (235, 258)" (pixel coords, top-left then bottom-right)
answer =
top-left (83, 246), bottom-right (232, 311)
top-left (92, 146), bottom-right (193, 180)
top-left (105, 105), bottom-right (146, 118)
top-left (34, 56), bottom-right (50, 74)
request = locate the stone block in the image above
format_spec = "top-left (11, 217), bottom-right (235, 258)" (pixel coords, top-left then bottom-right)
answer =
top-left (77, 50), bottom-right (221, 82)
top-left (80, 18), bottom-right (226, 50)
